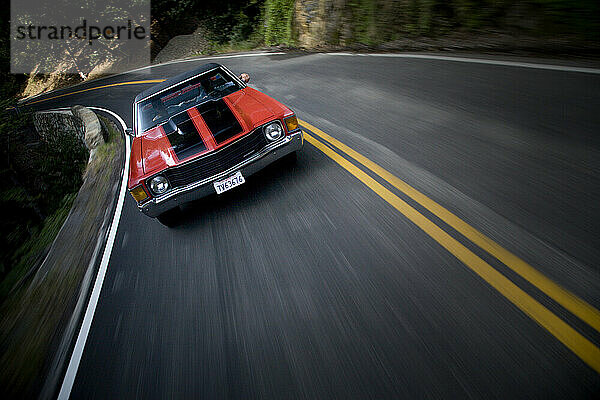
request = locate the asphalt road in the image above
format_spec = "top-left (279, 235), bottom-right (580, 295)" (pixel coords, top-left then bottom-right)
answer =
top-left (23, 52), bottom-right (600, 398)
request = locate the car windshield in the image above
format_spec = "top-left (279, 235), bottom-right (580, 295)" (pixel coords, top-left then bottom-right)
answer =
top-left (136, 68), bottom-right (241, 133)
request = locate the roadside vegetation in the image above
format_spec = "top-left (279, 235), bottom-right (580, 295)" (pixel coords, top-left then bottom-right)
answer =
top-left (0, 6), bottom-right (89, 302)
top-left (151, 0), bottom-right (265, 58)
top-left (0, 107), bottom-right (89, 302)
top-left (16, 1), bottom-right (600, 96)
top-left (0, 115), bottom-right (123, 398)
top-left (150, 0), bottom-right (599, 51)
top-left (0, 0), bottom-right (597, 397)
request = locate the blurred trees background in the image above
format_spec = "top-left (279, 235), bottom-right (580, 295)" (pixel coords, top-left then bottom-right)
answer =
top-left (3, 1), bottom-right (597, 79)
top-left (1, 1), bottom-right (597, 86)
top-left (150, 0), bottom-right (264, 57)
top-left (0, 7), bottom-right (87, 295)
top-left (0, 108), bottom-right (88, 296)
top-left (286, 0), bottom-right (600, 47)
top-left (148, 0), bottom-right (599, 50)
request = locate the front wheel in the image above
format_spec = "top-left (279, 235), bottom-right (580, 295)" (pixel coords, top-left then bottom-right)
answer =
top-left (156, 207), bottom-right (181, 227)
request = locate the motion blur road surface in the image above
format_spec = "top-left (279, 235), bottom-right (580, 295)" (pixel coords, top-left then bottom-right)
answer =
top-left (23, 53), bottom-right (600, 398)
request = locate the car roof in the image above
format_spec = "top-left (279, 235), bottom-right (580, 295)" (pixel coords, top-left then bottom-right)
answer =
top-left (133, 63), bottom-right (221, 103)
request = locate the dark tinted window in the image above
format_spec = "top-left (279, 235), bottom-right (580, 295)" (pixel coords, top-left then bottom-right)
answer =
top-left (136, 68), bottom-right (241, 133)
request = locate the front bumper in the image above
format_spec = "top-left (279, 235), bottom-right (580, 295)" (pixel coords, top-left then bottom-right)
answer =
top-left (139, 130), bottom-right (303, 217)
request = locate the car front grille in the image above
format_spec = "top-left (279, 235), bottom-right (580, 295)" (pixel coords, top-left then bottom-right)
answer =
top-left (163, 129), bottom-right (269, 188)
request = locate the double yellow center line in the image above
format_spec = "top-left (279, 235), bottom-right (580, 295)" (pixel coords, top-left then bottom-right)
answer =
top-left (27, 79), bottom-right (600, 372)
top-left (299, 118), bottom-right (600, 374)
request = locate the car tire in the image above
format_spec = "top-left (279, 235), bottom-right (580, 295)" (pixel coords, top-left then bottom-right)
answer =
top-left (156, 207), bottom-right (181, 227)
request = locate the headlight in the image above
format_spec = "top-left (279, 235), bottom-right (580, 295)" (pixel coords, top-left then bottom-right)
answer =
top-left (149, 175), bottom-right (170, 195)
top-left (264, 122), bottom-right (284, 141)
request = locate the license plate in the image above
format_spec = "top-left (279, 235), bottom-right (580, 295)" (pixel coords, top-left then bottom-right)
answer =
top-left (213, 171), bottom-right (245, 194)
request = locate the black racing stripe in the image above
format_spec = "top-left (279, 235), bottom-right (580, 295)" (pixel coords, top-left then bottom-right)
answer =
top-left (163, 114), bottom-right (206, 161)
top-left (171, 112), bottom-right (190, 125)
top-left (196, 99), bottom-right (243, 145)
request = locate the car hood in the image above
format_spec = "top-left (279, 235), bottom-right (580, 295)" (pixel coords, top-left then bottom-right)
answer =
top-left (139, 88), bottom-right (278, 175)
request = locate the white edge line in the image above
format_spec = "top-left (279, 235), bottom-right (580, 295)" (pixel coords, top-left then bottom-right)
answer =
top-left (32, 49), bottom-right (597, 397)
top-left (108, 51), bottom-right (287, 75)
top-left (57, 106), bottom-right (130, 400)
top-left (324, 52), bottom-right (600, 74)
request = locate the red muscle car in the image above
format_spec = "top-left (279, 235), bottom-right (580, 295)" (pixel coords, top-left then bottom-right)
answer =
top-left (127, 63), bottom-right (303, 226)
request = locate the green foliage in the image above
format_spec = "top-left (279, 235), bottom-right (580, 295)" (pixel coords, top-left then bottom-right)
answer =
top-left (0, 105), bottom-right (88, 295)
top-left (151, 0), bottom-right (265, 51)
top-left (230, 12), bottom-right (255, 43)
top-left (0, 193), bottom-right (76, 301)
top-left (347, 0), bottom-right (374, 44)
top-left (39, 126), bottom-right (89, 203)
top-left (149, 0), bottom-right (598, 52)
top-left (264, 0), bottom-right (295, 45)
top-left (317, 0), bottom-right (599, 46)
top-left (204, 2), bottom-right (263, 44)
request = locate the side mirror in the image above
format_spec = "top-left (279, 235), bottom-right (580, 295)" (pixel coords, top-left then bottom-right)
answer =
top-left (239, 73), bottom-right (250, 83)
top-left (125, 128), bottom-right (134, 137)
